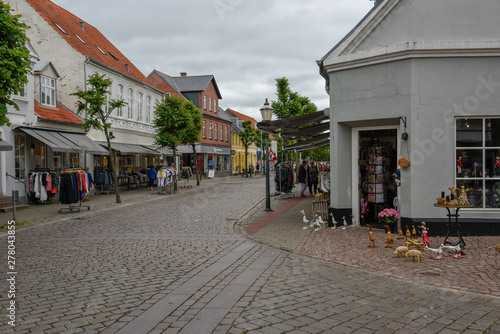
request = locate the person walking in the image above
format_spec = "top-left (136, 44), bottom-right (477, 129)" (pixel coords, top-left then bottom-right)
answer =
top-left (147, 166), bottom-right (158, 190)
top-left (298, 160), bottom-right (308, 197)
top-left (307, 160), bottom-right (319, 196)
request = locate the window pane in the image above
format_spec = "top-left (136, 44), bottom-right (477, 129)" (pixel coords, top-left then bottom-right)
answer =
top-left (456, 119), bottom-right (483, 147)
top-left (485, 119), bottom-right (500, 147)
top-left (456, 179), bottom-right (483, 208)
top-left (485, 149), bottom-right (500, 178)
top-left (456, 149), bottom-right (482, 177)
top-left (486, 180), bottom-right (500, 208)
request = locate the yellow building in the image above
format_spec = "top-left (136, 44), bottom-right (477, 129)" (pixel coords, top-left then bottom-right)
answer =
top-left (226, 109), bottom-right (259, 175)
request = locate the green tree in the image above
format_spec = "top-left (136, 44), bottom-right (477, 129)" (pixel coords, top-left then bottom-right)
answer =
top-left (153, 95), bottom-right (191, 191)
top-left (178, 99), bottom-right (203, 186)
top-left (239, 120), bottom-right (258, 177)
top-left (71, 73), bottom-right (126, 203)
top-left (0, 2), bottom-right (31, 128)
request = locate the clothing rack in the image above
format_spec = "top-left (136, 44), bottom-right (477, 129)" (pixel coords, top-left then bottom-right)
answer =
top-left (180, 167), bottom-right (193, 189)
top-left (58, 169), bottom-right (91, 213)
top-left (28, 169), bottom-right (58, 204)
top-left (157, 168), bottom-right (177, 195)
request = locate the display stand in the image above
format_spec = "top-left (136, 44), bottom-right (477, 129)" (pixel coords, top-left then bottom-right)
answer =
top-left (58, 170), bottom-right (91, 214)
top-left (434, 204), bottom-right (472, 249)
top-left (180, 178), bottom-right (192, 189)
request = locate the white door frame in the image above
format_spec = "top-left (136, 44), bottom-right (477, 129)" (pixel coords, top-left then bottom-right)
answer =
top-left (351, 125), bottom-right (401, 226)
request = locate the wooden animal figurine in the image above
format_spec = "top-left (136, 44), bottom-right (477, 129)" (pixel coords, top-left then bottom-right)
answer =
top-left (397, 227), bottom-right (404, 240)
top-left (328, 213), bottom-right (337, 229)
top-left (406, 249), bottom-right (422, 262)
top-left (404, 240), bottom-right (414, 249)
top-left (411, 240), bottom-right (424, 251)
top-left (411, 225), bottom-right (417, 238)
top-left (448, 185), bottom-right (458, 199)
top-left (394, 246), bottom-right (409, 258)
top-left (441, 244), bottom-right (464, 259)
top-left (299, 210), bottom-right (309, 225)
top-left (342, 216), bottom-right (347, 230)
top-left (496, 243), bottom-right (500, 253)
top-left (316, 211), bottom-right (325, 229)
top-left (367, 224), bottom-right (376, 248)
top-left (384, 225), bottom-right (394, 248)
top-left (405, 225), bottom-right (411, 241)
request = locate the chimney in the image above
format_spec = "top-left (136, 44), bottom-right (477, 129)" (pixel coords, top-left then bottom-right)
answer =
top-left (80, 22), bottom-right (85, 30)
top-left (180, 72), bottom-right (187, 77)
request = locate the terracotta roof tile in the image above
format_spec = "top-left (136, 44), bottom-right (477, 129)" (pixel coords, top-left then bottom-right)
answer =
top-left (35, 101), bottom-right (84, 126)
top-left (27, 0), bottom-right (162, 91)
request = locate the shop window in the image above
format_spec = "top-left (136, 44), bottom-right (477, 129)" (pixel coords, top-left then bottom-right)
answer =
top-left (34, 140), bottom-right (46, 168)
top-left (14, 135), bottom-right (26, 180)
top-left (41, 75), bottom-right (56, 107)
top-left (69, 153), bottom-right (79, 169)
top-left (117, 84), bottom-right (124, 117)
top-left (53, 152), bottom-right (62, 171)
top-left (456, 118), bottom-right (500, 208)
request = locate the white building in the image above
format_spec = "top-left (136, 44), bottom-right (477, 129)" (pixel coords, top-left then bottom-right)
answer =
top-left (318, 0), bottom-right (500, 235)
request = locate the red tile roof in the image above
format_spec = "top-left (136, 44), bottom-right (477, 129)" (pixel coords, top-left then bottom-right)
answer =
top-left (26, 0), bottom-right (162, 91)
top-left (226, 108), bottom-right (257, 127)
top-left (35, 101), bottom-right (84, 126)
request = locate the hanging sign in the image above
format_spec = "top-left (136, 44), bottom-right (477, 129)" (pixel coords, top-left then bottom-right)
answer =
top-left (269, 149), bottom-right (278, 162)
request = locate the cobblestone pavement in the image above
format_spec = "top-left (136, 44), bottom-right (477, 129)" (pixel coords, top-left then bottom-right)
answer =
top-left (0, 177), bottom-right (499, 333)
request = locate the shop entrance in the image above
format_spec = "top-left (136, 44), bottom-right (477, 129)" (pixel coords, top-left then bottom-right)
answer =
top-left (354, 128), bottom-right (399, 228)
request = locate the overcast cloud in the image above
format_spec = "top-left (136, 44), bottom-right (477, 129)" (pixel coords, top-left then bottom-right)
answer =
top-left (53, 0), bottom-right (374, 120)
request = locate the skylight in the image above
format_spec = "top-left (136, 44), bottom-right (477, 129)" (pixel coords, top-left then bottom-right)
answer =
top-left (54, 23), bottom-right (67, 35)
top-left (109, 52), bottom-right (119, 61)
top-left (75, 34), bottom-right (86, 45)
top-left (96, 46), bottom-right (106, 55)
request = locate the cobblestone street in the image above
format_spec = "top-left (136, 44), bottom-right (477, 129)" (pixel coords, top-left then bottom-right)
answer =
top-left (1, 177), bottom-right (499, 333)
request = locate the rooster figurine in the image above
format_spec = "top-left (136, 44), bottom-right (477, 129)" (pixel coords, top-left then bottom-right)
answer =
top-left (367, 224), bottom-right (376, 248)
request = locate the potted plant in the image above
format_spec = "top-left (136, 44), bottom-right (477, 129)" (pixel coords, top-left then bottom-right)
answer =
top-left (378, 208), bottom-right (400, 232)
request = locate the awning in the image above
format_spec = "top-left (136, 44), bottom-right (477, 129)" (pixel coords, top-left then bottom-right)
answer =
top-left (257, 110), bottom-right (329, 133)
top-left (279, 122), bottom-right (330, 140)
top-left (98, 142), bottom-right (159, 155)
top-left (18, 128), bottom-right (108, 154)
top-left (142, 145), bottom-right (174, 156)
top-left (0, 140), bottom-right (13, 151)
top-left (284, 133), bottom-right (330, 151)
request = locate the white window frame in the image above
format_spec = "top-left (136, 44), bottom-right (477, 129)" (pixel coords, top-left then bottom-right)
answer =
top-left (209, 121), bottom-right (213, 139)
top-left (117, 84), bottom-right (124, 117)
top-left (204, 95), bottom-right (207, 110)
top-left (127, 88), bottom-right (134, 119)
top-left (215, 123), bottom-right (218, 140)
top-left (137, 92), bottom-right (143, 122)
top-left (220, 124), bottom-right (223, 141)
top-left (209, 97), bottom-right (212, 111)
top-left (14, 135), bottom-right (26, 181)
top-left (225, 126), bottom-right (228, 142)
top-left (214, 100), bottom-right (217, 113)
top-left (455, 117), bottom-right (500, 209)
top-left (40, 75), bottom-right (56, 107)
top-left (203, 121), bottom-right (206, 138)
top-left (145, 96), bottom-right (151, 123)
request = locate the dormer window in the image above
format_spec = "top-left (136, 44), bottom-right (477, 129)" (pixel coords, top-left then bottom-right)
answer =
top-left (109, 52), bottom-right (119, 61)
top-left (54, 23), bottom-right (67, 35)
top-left (40, 76), bottom-right (56, 108)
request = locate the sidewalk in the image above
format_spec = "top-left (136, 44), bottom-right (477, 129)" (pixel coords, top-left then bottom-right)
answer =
top-left (240, 191), bottom-right (500, 297)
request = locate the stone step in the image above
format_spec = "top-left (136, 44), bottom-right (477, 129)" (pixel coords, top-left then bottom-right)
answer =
top-left (0, 205), bottom-right (30, 214)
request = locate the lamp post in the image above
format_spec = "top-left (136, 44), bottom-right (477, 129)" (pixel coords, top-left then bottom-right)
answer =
top-left (260, 98), bottom-right (273, 212)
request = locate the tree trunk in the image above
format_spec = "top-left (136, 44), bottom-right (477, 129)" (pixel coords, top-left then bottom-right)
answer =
top-left (244, 146), bottom-right (248, 178)
top-left (173, 147), bottom-right (178, 192)
top-left (104, 127), bottom-right (121, 203)
top-left (191, 144), bottom-right (200, 186)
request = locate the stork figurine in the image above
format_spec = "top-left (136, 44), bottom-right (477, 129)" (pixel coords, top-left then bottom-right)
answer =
top-left (328, 213), bottom-right (337, 229)
top-left (342, 216), bottom-right (348, 230)
top-left (426, 244), bottom-right (444, 260)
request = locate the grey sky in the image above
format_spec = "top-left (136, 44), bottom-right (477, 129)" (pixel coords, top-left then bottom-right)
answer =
top-left (54, 0), bottom-right (374, 120)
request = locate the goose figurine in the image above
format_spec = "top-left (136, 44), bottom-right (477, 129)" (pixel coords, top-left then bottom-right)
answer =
top-left (427, 245), bottom-right (444, 260)
top-left (342, 216), bottom-right (347, 230)
top-left (316, 212), bottom-right (325, 228)
top-left (329, 213), bottom-right (337, 229)
top-left (299, 210), bottom-right (310, 225)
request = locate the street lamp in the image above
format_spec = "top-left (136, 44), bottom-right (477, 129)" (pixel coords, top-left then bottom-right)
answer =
top-left (260, 98), bottom-right (273, 212)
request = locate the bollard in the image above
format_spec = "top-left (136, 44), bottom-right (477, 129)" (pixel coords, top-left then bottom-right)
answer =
top-left (12, 190), bottom-right (19, 222)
